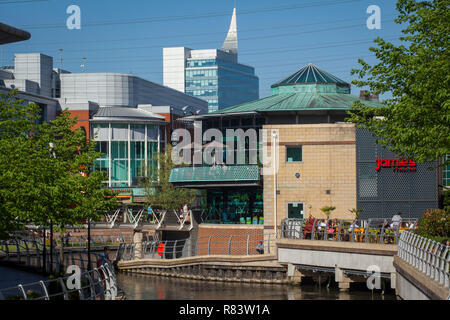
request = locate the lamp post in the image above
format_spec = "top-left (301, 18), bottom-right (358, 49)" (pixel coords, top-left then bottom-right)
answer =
top-left (88, 218), bottom-right (91, 271)
top-left (48, 142), bottom-right (56, 274)
top-left (272, 130), bottom-right (278, 239)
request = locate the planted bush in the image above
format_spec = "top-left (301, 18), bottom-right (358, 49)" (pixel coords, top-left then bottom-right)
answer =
top-left (415, 209), bottom-right (450, 239)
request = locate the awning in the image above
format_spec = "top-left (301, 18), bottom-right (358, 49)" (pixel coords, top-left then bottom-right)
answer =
top-left (169, 165), bottom-right (261, 188)
top-left (0, 22), bottom-right (31, 45)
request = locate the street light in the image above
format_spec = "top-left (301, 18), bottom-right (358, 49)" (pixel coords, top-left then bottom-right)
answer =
top-left (272, 130), bottom-right (278, 239)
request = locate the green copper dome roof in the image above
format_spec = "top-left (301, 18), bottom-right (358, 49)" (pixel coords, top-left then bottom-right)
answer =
top-left (271, 63), bottom-right (349, 88)
top-left (181, 64), bottom-right (382, 119)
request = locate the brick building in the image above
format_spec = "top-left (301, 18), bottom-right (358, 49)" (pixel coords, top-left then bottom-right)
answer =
top-left (171, 63), bottom-right (439, 240)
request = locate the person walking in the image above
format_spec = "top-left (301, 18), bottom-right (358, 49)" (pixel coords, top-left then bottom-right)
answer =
top-left (183, 203), bottom-right (190, 224)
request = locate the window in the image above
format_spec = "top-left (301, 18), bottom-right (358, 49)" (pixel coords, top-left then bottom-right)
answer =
top-left (286, 146), bottom-right (302, 162)
top-left (287, 202), bottom-right (304, 219)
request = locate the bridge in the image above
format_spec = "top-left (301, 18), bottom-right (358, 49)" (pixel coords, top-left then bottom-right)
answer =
top-left (113, 217), bottom-right (449, 299)
top-left (25, 208), bottom-right (195, 232)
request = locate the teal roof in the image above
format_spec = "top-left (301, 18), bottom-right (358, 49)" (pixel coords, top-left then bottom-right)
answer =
top-left (170, 165), bottom-right (260, 183)
top-left (271, 63), bottom-right (349, 88)
top-left (210, 92), bottom-right (382, 115)
top-left (186, 63), bottom-right (382, 118)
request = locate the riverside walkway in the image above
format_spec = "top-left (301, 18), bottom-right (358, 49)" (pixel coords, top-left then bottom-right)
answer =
top-left (114, 218), bottom-right (449, 299)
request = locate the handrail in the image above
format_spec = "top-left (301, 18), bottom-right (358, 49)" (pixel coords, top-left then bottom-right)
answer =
top-left (397, 231), bottom-right (449, 289)
top-left (117, 233), bottom-right (275, 261)
top-left (0, 263), bottom-right (119, 300)
top-left (280, 218), bottom-right (418, 244)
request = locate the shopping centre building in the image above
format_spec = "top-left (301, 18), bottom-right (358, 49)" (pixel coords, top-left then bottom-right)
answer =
top-left (0, 50), bottom-right (208, 201)
top-left (171, 63), bottom-right (441, 240)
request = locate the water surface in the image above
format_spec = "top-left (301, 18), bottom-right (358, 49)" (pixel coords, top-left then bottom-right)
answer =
top-left (117, 273), bottom-right (396, 300)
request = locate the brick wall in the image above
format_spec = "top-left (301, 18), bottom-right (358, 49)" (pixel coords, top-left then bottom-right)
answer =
top-left (67, 110), bottom-right (91, 139)
top-left (197, 225), bottom-right (264, 256)
top-left (263, 123), bottom-right (357, 228)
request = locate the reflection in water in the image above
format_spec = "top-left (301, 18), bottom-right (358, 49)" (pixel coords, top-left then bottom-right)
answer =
top-left (117, 273), bottom-right (395, 300)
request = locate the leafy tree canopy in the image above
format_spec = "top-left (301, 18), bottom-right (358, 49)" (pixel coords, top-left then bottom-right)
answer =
top-left (142, 145), bottom-right (196, 211)
top-left (347, 0), bottom-right (450, 166)
top-left (0, 91), bottom-right (116, 238)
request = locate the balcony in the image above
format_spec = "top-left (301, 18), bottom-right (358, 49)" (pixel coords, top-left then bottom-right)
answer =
top-left (169, 165), bottom-right (261, 188)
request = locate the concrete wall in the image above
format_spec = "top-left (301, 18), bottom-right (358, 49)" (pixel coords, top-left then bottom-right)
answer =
top-left (14, 53), bottom-right (53, 98)
top-left (277, 239), bottom-right (397, 273)
top-left (393, 256), bottom-right (449, 300)
top-left (60, 72), bottom-right (207, 112)
top-left (163, 47), bottom-right (191, 93)
top-left (263, 123), bottom-right (357, 231)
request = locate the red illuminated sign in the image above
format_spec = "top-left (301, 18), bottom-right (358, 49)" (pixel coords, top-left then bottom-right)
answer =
top-left (375, 158), bottom-right (416, 172)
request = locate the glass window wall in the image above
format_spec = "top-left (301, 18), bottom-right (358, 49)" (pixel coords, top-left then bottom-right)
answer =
top-left (203, 189), bottom-right (263, 224)
top-left (91, 123), bottom-right (161, 187)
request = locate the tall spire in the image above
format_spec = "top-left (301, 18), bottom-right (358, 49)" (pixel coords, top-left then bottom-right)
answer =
top-left (221, 7), bottom-right (238, 55)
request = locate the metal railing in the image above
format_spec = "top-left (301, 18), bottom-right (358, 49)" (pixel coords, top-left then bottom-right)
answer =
top-left (59, 234), bottom-right (133, 248)
top-left (281, 218), bottom-right (418, 244)
top-left (0, 263), bottom-right (119, 300)
top-left (118, 233), bottom-right (274, 261)
top-left (0, 239), bottom-right (126, 274)
top-left (397, 231), bottom-right (450, 289)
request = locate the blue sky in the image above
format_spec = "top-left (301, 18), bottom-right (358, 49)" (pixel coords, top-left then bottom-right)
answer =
top-left (1, 0), bottom-right (405, 98)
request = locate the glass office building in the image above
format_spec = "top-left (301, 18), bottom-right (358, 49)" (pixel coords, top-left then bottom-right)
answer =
top-left (163, 8), bottom-right (259, 113)
top-left (185, 58), bottom-right (259, 113)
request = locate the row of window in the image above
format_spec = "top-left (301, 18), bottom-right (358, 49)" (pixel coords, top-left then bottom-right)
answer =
top-left (444, 155), bottom-right (450, 187)
top-left (186, 89), bottom-right (218, 97)
top-left (185, 79), bottom-right (218, 87)
top-left (91, 124), bottom-right (159, 142)
top-left (186, 59), bottom-right (217, 67)
top-left (185, 69), bottom-right (218, 78)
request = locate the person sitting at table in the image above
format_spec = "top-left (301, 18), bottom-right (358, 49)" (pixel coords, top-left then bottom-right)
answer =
top-left (406, 220), bottom-right (415, 229)
top-left (326, 220), bottom-right (335, 240)
top-left (349, 220), bottom-right (359, 233)
top-left (317, 219), bottom-right (327, 240)
top-left (303, 215), bottom-right (315, 239)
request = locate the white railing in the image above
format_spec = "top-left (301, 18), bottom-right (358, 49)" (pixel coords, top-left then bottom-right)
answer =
top-left (397, 231), bottom-right (450, 289)
top-left (0, 263), bottom-right (119, 300)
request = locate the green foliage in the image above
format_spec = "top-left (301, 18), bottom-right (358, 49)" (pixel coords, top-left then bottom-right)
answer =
top-left (0, 91), bottom-right (117, 238)
top-left (415, 209), bottom-right (450, 238)
top-left (142, 145), bottom-right (196, 211)
top-left (442, 189), bottom-right (450, 212)
top-left (320, 206), bottom-right (336, 219)
top-left (348, 208), bottom-right (364, 219)
top-left (347, 0), bottom-right (450, 166)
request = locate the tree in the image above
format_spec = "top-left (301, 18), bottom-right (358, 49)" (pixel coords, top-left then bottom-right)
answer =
top-left (320, 206), bottom-right (336, 219)
top-left (0, 91), bottom-right (41, 238)
top-left (0, 91), bottom-right (117, 269)
top-left (348, 208), bottom-right (364, 220)
top-left (347, 0), bottom-right (450, 166)
top-left (142, 145), bottom-right (196, 213)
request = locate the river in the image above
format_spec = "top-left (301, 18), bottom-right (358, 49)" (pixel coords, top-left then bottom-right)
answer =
top-left (117, 273), bottom-right (396, 300)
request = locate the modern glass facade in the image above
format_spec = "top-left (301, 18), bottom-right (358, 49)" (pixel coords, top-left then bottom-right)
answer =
top-left (444, 154), bottom-right (450, 188)
top-left (91, 123), bottom-right (160, 187)
top-left (185, 58), bottom-right (258, 113)
top-left (203, 188), bottom-right (263, 224)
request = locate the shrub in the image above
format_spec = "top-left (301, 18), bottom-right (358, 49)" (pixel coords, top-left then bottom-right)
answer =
top-left (415, 209), bottom-right (450, 238)
top-left (320, 206), bottom-right (336, 219)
